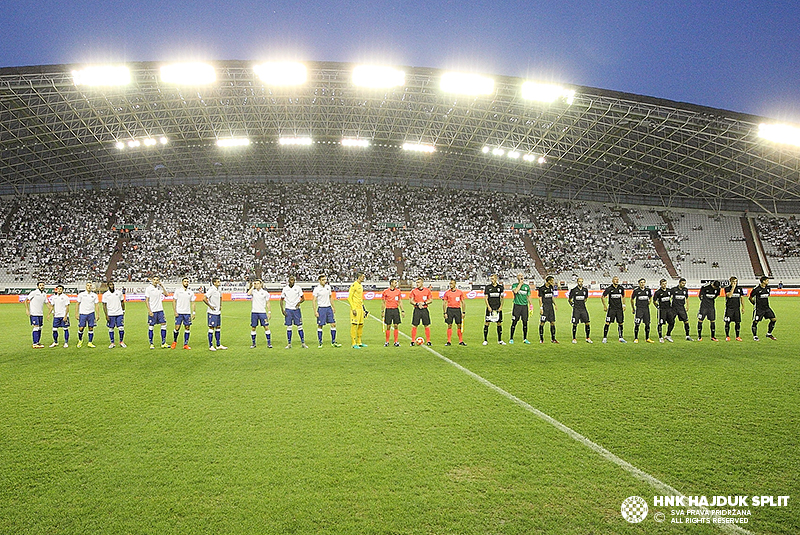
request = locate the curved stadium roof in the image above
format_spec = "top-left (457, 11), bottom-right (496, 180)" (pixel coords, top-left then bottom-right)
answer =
top-left (1, 60), bottom-right (799, 213)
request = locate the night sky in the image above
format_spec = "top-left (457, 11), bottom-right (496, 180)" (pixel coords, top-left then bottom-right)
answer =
top-left (4, 0), bottom-right (800, 122)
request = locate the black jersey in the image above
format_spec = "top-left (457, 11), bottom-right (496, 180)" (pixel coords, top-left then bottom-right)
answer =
top-left (538, 284), bottom-right (555, 310)
top-left (603, 284), bottom-right (625, 310)
top-left (631, 287), bottom-right (651, 309)
top-left (653, 288), bottom-right (673, 310)
top-left (484, 283), bottom-right (504, 310)
top-left (671, 286), bottom-right (689, 310)
top-left (724, 285), bottom-right (744, 310)
top-left (568, 286), bottom-right (589, 310)
top-left (699, 284), bottom-right (721, 309)
top-left (750, 285), bottom-right (771, 310)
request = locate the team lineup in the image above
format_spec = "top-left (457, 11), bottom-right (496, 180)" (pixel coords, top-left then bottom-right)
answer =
top-left (24, 273), bottom-right (779, 350)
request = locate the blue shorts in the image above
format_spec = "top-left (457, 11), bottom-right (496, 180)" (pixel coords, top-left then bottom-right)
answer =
top-left (79, 313), bottom-right (96, 328)
top-left (148, 310), bottom-right (167, 326)
top-left (107, 315), bottom-right (124, 329)
top-left (251, 312), bottom-right (269, 327)
top-left (175, 313), bottom-right (193, 327)
top-left (208, 314), bottom-right (221, 328)
top-left (317, 306), bottom-right (335, 326)
top-left (30, 315), bottom-right (44, 327)
top-left (284, 308), bottom-right (303, 327)
top-left (53, 317), bottom-right (70, 329)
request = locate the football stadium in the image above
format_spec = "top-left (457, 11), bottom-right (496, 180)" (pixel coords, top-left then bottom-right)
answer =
top-left (1, 61), bottom-right (799, 534)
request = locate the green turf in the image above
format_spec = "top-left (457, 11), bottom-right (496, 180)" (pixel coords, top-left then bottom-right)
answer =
top-left (1, 297), bottom-right (797, 534)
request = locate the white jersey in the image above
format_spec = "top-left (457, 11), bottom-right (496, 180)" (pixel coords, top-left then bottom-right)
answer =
top-left (173, 287), bottom-right (196, 315)
top-left (313, 283), bottom-right (334, 308)
top-left (49, 293), bottom-right (71, 318)
top-left (26, 289), bottom-right (48, 316)
top-left (250, 288), bottom-right (270, 314)
top-left (76, 291), bottom-right (99, 315)
top-left (205, 285), bottom-right (222, 315)
top-left (145, 284), bottom-right (165, 313)
top-left (103, 289), bottom-right (125, 316)
top-left (281, 284), bottom-right (304, 310)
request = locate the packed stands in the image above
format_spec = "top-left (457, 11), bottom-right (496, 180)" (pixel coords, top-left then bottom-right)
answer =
top-left (2, 182), bottom-right (795, 287)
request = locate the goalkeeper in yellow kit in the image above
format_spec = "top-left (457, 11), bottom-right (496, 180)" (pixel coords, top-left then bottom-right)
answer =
top-left (348, 272), bottom-right (367, 348)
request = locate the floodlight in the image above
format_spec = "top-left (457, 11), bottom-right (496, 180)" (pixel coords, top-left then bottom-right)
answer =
top-left (341, 138), bottom-right (370, 148)
top-left (127, 140), bottom-right (140, 148)
top-left (523, 154), bottom-right (536, 162)
top-left (160, 62), bottom-right (216, 85)
top-left (538, 156), bottom-right (547, 164)
top-left (440, 72), bottom-right (494, 96)
top-left (508, 151), bottom-right (520, 159)
top-left (143, 138), bottom-right (157, 146)
top-left (482, 146), bottom-right (490, 154)
top-left (352, 65), bottom-right (405, 88)
top-left (254, 62), bottom-right (307, 85)
top-left (216, 138), bottom-right (250, 147)
top-left (279, 137), bottom-right (313, 146)
top-left (159, 137), bottom-right (169, 145)
top-left (492, 148), bottom-right (505, 156)
top-left (72, 65), bottom-right (131, 87)
top-left (402, 143), bottom-right (436, 153)
top-left (521, 81), bottom-right (575, 105)
top-left (115, 142), bottom-right (125, 150)
top-left (758, 123), bottom-right (800, 147)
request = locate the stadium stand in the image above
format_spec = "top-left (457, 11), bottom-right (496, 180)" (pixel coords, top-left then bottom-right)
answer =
top-left (2, 183), bottom-right (797, 287)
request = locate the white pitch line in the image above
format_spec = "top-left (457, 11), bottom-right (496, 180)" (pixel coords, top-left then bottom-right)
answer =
top-left (373, 317), bottom-right (753, 534)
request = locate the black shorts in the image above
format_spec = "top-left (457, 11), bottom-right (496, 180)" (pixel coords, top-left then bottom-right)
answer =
top-left (571, 308), bottom-right (590, 324)
top-left (512, 304), bottom-right (529, 323)
top-left (634, 307), bottom-right (650, 325)
top-left (445, 307), bottom-right (463, 325)
top-left (672, 307), bottom-right (689, 322)
top-left (753, 308), bottom-right (776, 322)
top-left (605, 308), bottom-right (624, 324)
top-left (657, 308), bottom-right (674, 326)
top-left (697, 307), bottom-right (716, 322)
top-left (540, 307), bottom-right (555, 323)
top-left (723, 309), bottom-right (741, 323)
top-left (484, 308), bottom-right (503, 323)
top-left (412, 307), bottom-right (431, 326)
top-left (384, 308), bottom-right (401, 325)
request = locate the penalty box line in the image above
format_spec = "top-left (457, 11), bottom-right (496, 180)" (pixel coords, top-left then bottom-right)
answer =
top-left (371, 317), bottom-right (753, 535)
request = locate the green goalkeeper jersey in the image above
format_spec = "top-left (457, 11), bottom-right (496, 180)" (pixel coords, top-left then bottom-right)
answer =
top-left (512, 283), bottom-right (531, 306)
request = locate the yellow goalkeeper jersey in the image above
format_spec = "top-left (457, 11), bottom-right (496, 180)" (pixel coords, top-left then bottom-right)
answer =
top-left (347, 280), bottom-right (364, 309)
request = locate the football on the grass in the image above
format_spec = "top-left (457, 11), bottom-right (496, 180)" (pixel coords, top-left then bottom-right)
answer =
top-left (415, 337), bottom-right (425, 345)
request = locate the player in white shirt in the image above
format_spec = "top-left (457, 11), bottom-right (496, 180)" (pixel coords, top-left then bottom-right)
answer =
top-left (172, 277), bottom-right (197, 350)
top-left (312, 274), bottom-right (341, 348)
top-left (247, 278), bottom-right (272, 348)
top-left (281, 275), bottom-right (307, 349)
top-left (202, 277), bottom-right (227, 351)
top-left (145, 276), bottom-right (169, 349)
top-left (47, 284), bottom-right (71, 348)
top-left (25, 281), bottom-right (48, 348)
top-left (75, 282), bottom-right (99, 348)
top-left (103, 281), bottom-right (126, 348)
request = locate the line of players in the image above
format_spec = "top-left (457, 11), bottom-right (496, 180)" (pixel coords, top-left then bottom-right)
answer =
top-left (24, 272), bottom-right (778, 349)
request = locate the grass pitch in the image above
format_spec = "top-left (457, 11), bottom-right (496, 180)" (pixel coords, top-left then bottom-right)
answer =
top-left (1, 297), bottom-right (798, 534)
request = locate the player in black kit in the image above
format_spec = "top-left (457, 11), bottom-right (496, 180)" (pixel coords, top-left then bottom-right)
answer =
top-left (652, 279), bottom-right (673, 343)
top-left (666, 278), bottom-right (692, 341)
top-left (483, 273), bottom-right (506, 345)
top-left (601, 276), bottom-right (627, 343)
top-left (630, 278), bottom-right (654, 343)
top-left (568, 277), bottom-right (592, 344)
top-left (723, 276), bottom-right (746, 341)
top-left (538, 276), bottom-right (558, 344)
top-left (749, 276), bottom-right (777, 341)
top-left (697, 280), bottom-right (721, 341)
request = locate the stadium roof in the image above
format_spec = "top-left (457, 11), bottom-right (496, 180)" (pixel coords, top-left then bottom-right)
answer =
top-left (2, 60), bottom-right (799, 214)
